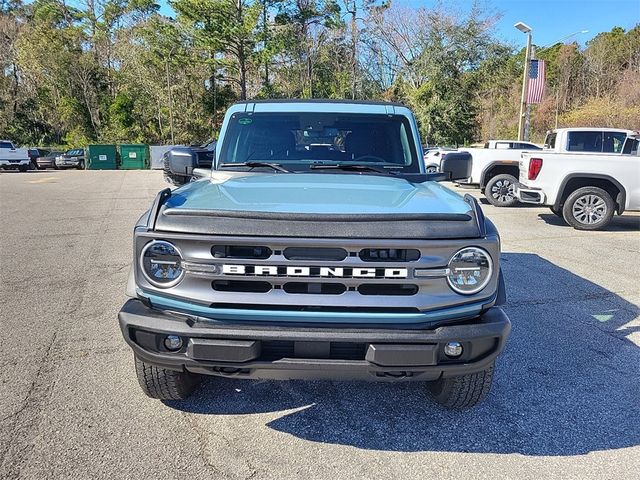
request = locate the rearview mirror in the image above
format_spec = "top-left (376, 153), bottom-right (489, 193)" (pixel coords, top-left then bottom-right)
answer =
top-left (440, 152), bottom-right (472, 181)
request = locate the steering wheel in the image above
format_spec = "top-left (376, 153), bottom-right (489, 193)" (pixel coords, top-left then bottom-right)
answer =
top-left (353, 155), bottom-right (386, 163)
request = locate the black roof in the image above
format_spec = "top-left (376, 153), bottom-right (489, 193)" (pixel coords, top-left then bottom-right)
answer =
top-left (233, 98), bottom-right (406, 107)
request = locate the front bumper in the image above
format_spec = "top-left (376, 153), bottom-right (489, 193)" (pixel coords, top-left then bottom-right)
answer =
top-left (119, 299), bottom-right (511, 381)
top-left (516, 185), bottom-right (546, 205)
top-left (36, 159), bottom-right (55, 168)
top-left (55, 160), bottom-right (81, 168)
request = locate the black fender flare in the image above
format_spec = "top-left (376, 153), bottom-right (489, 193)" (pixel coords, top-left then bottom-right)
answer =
top-left (479, 160), bottom-right (521, 188)
top-left (554, 173), bottom-right (627, 214)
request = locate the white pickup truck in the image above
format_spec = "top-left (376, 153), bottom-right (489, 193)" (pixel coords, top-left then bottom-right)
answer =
top-left (456, 140), bottom-right (542, 207)
top-left (459, 129), bottom-right (633, 207)
top-left (517, 132), bottom-right (640, 230)
top-left (0, 140), bottom-right (31, 172)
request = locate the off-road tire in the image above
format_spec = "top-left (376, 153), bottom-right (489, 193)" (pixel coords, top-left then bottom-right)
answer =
top-left (134, 356), bottom-right (201, 400)
top-left (484, 174), bottom-right (518, 207)
top-left (562, 186), bottom-right (615, 231)
top-left (428, 362), bottom-right (495, 409)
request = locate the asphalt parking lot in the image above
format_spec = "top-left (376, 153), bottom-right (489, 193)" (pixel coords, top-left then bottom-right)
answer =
top-left (1, 169), bottom-right (639, 479)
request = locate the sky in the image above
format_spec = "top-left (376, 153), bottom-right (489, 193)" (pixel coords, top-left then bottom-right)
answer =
top-left (158, 0), bottom-right (640, 50)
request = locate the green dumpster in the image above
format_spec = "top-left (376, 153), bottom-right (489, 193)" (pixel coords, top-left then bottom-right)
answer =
top-left (87, 144), bottom-right (118, 170)
top-left (119, 144), bottom-right (149, 170)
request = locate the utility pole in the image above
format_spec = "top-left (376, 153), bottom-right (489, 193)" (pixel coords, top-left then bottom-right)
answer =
top-left (515, 22), bottom-right (532, 141)
top-left (349, 1), bottom-right (357, 100)
top-left (165, 48), bottom-right (175, 145)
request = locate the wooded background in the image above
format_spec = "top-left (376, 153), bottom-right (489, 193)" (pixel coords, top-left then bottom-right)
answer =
top-left (1, 0), bottom-right (639, 147)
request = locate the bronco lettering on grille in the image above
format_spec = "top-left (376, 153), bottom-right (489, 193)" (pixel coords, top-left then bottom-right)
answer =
top-left (222, 264), bottom-right (408, 278)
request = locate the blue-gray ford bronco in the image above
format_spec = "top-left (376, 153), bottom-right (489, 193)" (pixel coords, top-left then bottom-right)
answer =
top-left (119, 100), bottom-right (511, 409)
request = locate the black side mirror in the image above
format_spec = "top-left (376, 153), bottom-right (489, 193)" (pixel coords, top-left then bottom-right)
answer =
top-left (164, 147), bottom-right (198, 186)
top-left (440, 152), bottom-right (472, 181)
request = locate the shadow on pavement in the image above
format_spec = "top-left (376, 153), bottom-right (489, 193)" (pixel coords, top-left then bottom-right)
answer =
top-left (537, 213), bottom-right (640, 231)
top-left (477, 197), bottom-right (539, 208)
top-left (168, 253), bottom-right (640, 456)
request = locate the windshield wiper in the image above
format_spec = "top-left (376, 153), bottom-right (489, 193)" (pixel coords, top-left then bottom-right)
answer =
top-left (219, 162), bottom-right (291, 173)
top-left (309, 164), bottom-right (400, 175)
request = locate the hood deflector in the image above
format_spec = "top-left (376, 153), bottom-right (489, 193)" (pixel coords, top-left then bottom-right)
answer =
top-left (148, 188), bottom-right (485, 240)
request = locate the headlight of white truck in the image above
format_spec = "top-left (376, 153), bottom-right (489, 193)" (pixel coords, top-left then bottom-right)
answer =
top-left (447, 247), bottom-right (493, 295)
top-left (140, 240), bottom-right (184, 287)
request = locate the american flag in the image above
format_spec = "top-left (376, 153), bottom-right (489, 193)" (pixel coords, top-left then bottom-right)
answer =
top-left (526, 59), bottom-right (545, 104)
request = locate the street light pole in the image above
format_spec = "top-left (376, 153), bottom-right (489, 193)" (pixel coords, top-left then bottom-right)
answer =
top-left (515, 22), bottom-right (532, 141)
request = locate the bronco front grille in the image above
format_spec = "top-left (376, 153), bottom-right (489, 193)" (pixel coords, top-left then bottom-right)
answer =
top-left (135, 232), bottom-right (498, 313)
top-left (199, 241), bottom-right (426, 299)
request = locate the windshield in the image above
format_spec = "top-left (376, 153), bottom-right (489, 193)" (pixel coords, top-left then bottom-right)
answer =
top-left (218, 112), bottom-right (420, 172)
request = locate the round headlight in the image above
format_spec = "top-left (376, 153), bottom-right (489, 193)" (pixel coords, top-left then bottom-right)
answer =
top-left (140, 240), bottom-right (184, 288)
top-left (447, 247), bottom-right (493, 295)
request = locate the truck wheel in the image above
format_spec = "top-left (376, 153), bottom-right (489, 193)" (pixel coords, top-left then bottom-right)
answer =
top-left (18, 165), bottom-right (28, 173)
top-left (485, 174), bottom-right (518, 207)
top-left (134, 356), bottom-right (201, 400)
top-left (562, 186), bottom-right (614, 231)
top-left (428, 362), bottom-right (494, 409)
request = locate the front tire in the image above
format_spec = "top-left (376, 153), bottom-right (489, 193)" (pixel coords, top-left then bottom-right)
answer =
top-left (428, 362), bottom-right (495, 409)
top-left (18, 165), bottom-right (28, 172)
top-left (485, 174), bottom-right (518, 207)
top-left (134, 356), bottom-right (201, 400)
top-left (562, 186), bottom-right (615, 230)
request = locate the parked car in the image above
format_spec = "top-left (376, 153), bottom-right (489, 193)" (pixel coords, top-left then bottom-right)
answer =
top-left (423, 147), bottom-right (457, 173)
top-left (120, 99), bottom-right (511, 409)
top-left (55, 148), bottom-right (86, 169)
top-left (517, 132), bottom-right (640, 230)
top-left (0, 140), bottom-right (31, 172)
top-left (36, 150), bottom-right (63, 169)
top-left (28, 148), bottom-right (51, 170)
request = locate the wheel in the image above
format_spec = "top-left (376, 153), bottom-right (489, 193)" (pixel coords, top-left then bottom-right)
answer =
top-left (428, 362), bottom-right (494, 409)
top-left (426, 165), bottom-right (438, 173)
top-left (484, 174), bottom-right (518, 207)
top-left (134, 356), bottom-right (201, 400)
top-left (18, 165), bottom-right (28, 172)
top-left (562, 186), bottom-right (615, 230)
top-left (549, 206), bottom-right (563, 218)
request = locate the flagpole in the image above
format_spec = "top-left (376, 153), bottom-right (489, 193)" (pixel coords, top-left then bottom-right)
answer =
top-left (515, 22), bottom-right (532, 141)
